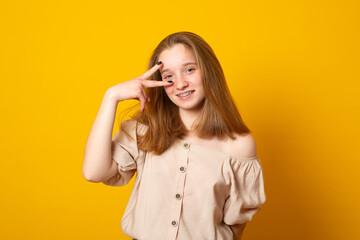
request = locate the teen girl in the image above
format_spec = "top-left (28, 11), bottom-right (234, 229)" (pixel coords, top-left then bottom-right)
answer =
top-left (82, 31), bottom-right (266, 240)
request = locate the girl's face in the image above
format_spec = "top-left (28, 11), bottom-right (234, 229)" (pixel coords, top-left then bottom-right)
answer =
top-left (159, 44), bottom-right (205, 114)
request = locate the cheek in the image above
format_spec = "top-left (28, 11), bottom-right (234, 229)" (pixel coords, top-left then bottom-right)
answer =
top-left (164, 85), bottom-right (173, 96)
top-left (194, 73), bottom-right (203, 86)
top-left (163, 86), bottom-right (178, 105)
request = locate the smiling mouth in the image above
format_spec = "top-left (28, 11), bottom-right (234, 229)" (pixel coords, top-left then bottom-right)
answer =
top-left (177, 90), bottom-right (195, 97)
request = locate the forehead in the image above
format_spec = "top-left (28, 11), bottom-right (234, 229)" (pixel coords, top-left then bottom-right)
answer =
top-left (158, 44), bottom-right (196, 65)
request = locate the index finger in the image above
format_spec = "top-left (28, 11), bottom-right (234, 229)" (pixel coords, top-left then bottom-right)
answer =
top-left (138, 61), bottom-right (163, 80)
top-left (142, 79), bottom-right (174, 88)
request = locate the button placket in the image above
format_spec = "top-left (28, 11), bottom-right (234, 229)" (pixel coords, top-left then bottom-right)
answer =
top-left (168, 142), bottom-right (190, 240)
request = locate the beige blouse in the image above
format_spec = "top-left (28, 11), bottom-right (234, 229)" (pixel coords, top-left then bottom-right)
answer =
top-left (102, 119), bottom-right (266, 240)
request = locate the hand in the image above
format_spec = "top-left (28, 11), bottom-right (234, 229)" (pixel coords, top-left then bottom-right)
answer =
top-left (106, 62), bottom-right (173, 112)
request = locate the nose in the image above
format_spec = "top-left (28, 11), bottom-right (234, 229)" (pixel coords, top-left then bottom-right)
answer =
top-left (174, 75), bottom-right (189, 90)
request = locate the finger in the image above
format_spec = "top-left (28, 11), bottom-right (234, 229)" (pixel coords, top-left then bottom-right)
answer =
top-left (138, 61), bottom-right (163, 80)
top-left (138, 94), bottom-right (147, 112)
top-left (141, 88), bottom-right (149, 102)
top-left (142, 79), bottom-right (174, 88)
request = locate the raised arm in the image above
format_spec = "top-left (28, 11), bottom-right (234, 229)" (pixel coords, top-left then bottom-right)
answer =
top-left (82, 90), bottom-right (119, 182)
top-left (82, 62), bottom-right (173, 182)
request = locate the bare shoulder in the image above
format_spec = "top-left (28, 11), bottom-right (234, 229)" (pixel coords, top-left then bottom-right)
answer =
top-left (224, 133), bottom-right (257, 159)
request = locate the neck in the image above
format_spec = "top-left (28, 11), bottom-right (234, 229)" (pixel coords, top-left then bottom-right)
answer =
top-left (179, 108), bottom-right (201, 136)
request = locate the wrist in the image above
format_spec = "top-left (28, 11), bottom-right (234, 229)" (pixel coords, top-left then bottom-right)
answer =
top-left (104, 88), bottom-right (121, 104)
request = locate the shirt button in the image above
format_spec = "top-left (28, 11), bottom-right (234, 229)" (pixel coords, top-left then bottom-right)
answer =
top-left (171, 220), bottom-right (178, 227)
top-left (183, 142), bottom-right (190, 148)
top-left (175, 193), bottom-right (182, 200)
top-left (179, 166), bottom-right (186, 172)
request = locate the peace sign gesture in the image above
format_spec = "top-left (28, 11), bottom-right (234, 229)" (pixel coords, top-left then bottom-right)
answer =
top-left (107, 62), bottom-right (173, 112)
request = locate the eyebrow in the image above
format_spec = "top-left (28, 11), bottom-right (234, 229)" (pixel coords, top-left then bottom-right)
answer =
top-left (160, 62), bottom-right (197, 74)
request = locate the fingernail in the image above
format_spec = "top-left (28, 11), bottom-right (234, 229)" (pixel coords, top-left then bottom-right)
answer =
top-left (157, 61), bottom-right (162, 65)
top-left (167, 80), bottom-right (173, 83)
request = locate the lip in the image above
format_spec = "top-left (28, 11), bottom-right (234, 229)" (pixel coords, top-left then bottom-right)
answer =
top-left (176, 90), bottom-right (195, 96)
top-left (176, 90), bottom-right (195, 100)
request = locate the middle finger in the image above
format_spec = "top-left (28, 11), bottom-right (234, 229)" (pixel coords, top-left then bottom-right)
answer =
top-left (138, 61), bottom-right (163, 80)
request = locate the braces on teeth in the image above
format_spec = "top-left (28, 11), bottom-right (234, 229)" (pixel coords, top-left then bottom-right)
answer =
top-left (178, 91), bottom-right (193, 97)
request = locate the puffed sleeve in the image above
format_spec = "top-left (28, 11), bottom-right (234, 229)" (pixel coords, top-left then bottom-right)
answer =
top-left (102, 119), bottom-right (140, 187)
top-left (223, 157), bottom-right (266, 225)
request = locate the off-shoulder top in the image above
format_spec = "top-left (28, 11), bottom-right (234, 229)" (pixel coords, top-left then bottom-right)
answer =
top-left (102, 119), bottom-right (266, 240)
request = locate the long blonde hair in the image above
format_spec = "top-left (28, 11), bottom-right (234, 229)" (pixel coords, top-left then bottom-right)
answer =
top-left (129, 31), bottom-right (250, 155)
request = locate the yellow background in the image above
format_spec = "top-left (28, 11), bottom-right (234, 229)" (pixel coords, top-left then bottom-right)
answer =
top-left (1, 0), bottom-right (359, 239)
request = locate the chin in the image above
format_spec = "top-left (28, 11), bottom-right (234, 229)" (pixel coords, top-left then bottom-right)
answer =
top-left (177, 101), bottom-right (204, 112)
top-left (168, 95), bottom-right (205, 111)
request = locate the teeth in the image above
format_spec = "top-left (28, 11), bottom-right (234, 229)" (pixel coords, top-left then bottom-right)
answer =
top-left (178, 91), bottom-right (193, 97)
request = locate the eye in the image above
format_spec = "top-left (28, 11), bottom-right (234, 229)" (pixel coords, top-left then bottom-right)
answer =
top-left (186, 68), bottom-right (195, 73)
top-left (164, 74), bottom-right (172, 79)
